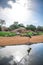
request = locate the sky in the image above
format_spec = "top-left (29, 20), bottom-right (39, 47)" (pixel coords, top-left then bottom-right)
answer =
top-left (0, 0), bottom-right (43, 27)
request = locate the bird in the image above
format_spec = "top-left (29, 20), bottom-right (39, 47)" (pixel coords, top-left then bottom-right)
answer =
top-left (27, 48), bottom-right (31, 54)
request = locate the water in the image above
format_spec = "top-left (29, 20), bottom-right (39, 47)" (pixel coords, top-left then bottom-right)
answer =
top-left (0, 43), bottom-right (43, 65)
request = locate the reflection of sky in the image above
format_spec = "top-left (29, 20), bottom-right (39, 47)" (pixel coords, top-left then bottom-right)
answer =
top-left (28, 43), bottom-right (43, 65)
top-left (0, 43), bottom-right (43, 65)
top-left (0, 45), bottom-right (29, 62)
top-left (0, 0), bottom-right (43, 26)
top-left (19, 43), bottom-right (43, 65)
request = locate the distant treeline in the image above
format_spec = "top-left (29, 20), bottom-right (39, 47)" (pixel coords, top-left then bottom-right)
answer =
top-left (0, 19), bottom-right (43, 31)
top-left (8, 22), bottom-right (43, 32)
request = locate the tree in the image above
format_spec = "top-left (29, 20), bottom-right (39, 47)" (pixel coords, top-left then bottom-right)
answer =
top-left (26, 25), bottom-right (36, 31)
top-left (13, 21), bottom-right (19, 29)
top-left (36, 26), bottom-right (43, 31)
top-left (9, 22), bottom-right (19, 30)
top-left (0, 19), bottom-right (6, 26)
top-left (9, 22), bottom-right (25, 30)
top-left (0, 25), bottom-right (1, 31)
top-left (14, 21), bottom-right (18, 25)
top-left (0, 19), bottom-right (6, 31)
top-left (18, 23), bottom-right (24, 27)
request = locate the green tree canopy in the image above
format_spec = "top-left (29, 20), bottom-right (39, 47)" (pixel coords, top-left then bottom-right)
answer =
top-left (0, 19), bottom-right (6, 26)
top-left (36, 26), bottom-right (43, 31)
top-left (18, 23), bottom-right (24, 27)
top-left (0, 19), bottom-right (6, 31)
top-left (9, 22), bottom-right (25, 30)
top-left (9, 22), bottom-right (19, 30)
top-left (26, 25), bottom-right (36, 31)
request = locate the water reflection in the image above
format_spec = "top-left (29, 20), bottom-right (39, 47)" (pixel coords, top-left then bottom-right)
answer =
top-left (19, 43), bottom-right (43, 65)
top-left (0, 43), bottom-right (43, 65)
top-left (0, 55), bottom-right (13, 65)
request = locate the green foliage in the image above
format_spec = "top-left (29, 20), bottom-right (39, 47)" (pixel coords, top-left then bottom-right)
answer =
top-left (36, 26), bottom-right (43, 31)
top-left (20, 31), bottom-right (43, 37)
top-left (37, 32), bottom-right (43, 35)
top-left (9, 22), bottom-right (19, 30)
top-left (0, 32), bottom-right (16, 37)
top-left (18, 23), bottom-right (24, 27)
top-left (26, 32), bottom-right (33, 36)
top-left (20, 32), bottom-right (32, 38)
top-left (9, 24), bottom-right (19, 30)
top-left (26, 25), bottom-right (36, 31)
top-left (32, 32), bottom-right (39, 36)
top-left (26, 31), bottom-right (43, 36)
top-left (0, 26), bottom-right (1, 31)
top-left (0, 19), bottom-right (6, 26)
top-left (14, 22), bottom-right (18, 25)
top-left (9, 22), bottom-right (25, 30)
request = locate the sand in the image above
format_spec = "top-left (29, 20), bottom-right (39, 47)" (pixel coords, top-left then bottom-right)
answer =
top-left (0, 35), bottom-right (43, 46)
top-left (30, 35), bottom-right (43, 43)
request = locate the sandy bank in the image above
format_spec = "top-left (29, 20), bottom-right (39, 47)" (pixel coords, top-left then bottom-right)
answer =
top-left (30, 35), bottom-right (43, 43)
top-left (0, 35), bottom-right (43, 46)
top-left (0, 36), bottom-right (30, 46)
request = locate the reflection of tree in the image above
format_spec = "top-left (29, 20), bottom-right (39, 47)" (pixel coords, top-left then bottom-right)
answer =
top-left (0, 46), bottom-right (5, 49)
top-left (27, 48), bottom-right (31, 55)
top-left (13, 61), bottom-right (17, 65)
top-left (18, 48), bottom-right (31, 65)
top-left (0, 48), bottom-right (31, 65)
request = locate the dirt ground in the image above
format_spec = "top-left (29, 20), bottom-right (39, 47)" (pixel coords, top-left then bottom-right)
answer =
top-left (30, 35), bottom-right (43, 43)
top-left (0, 35), bottom-right (43, 46)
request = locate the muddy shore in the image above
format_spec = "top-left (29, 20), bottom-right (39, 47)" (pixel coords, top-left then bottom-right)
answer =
top-left (0, 35), bottom-right (43, 46)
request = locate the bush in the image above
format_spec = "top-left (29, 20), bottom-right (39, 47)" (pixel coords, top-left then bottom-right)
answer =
top-left (20, 33), bottom-right (31, 38)
top-left (0, 32), bottom-right (16, 37)
top-left (26, 25), bottom-right (36, 31)
top-left (32, 32), bottom-right (38, 36)
top-left (36, 26), bottom-right (43, 31)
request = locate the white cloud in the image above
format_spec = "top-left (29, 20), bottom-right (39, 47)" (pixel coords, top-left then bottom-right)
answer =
top-left (0, 0), bottom-right (38, 27)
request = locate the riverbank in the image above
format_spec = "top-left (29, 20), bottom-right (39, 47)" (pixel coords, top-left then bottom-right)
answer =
top-left (0, 35), bottom-right (43, 46)
top-left (30, 35), bottom-right (43, 43)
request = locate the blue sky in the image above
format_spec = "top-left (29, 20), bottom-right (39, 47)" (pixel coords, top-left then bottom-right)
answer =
top-left (32, 0), bottom-right (43, 26)
top-left (0, 0), bottom-right (43, 27)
